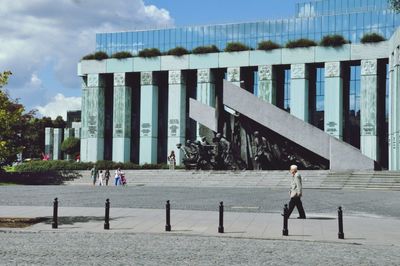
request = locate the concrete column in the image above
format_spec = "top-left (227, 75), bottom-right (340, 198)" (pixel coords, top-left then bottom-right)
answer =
top-left (389, 49), bottom-right (400, 170)
top-left (63, 128), bottom-right (75, 160)
top-left (53, 128), bottom-right (63, 160)
top-left (257, 65), bottom-right (276, 104)
top-left (226, 67), bottom-right (241, 115)
top-left (139, 71), bottom-right (158, 164)
top-left (290, 64), bottom-right (309, 122)
top-left (196, 69), bottom-right (215, 138)
top-left (167, 70), bottom-right (186, 165)
top-left (74, 128), bottom-right (81, 139)
top-left (324, 62), bottom-right (343, 139)
top-left (112, 73), bottom-right (132, 163)
top-left (64, 128), bottom-right (74, 139)
top-left (44, 127), bottom-right (54, 159)
top-left (360, 59), bottom-right (379, 161)
top-left (80, 74), bottom-right (105, 162)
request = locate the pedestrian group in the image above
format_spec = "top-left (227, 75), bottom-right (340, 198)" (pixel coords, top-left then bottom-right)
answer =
top-left (90, 166), bottom-right (127, 186)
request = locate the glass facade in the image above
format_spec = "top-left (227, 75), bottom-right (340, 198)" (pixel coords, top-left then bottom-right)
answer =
top-left (96, 0), bottom-right (400, 55)
top-left (284, 69), bottom-right (291, 112)
top-left (347, 65), bottom-right (361, 148)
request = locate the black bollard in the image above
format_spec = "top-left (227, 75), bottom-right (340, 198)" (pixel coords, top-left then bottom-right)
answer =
top-left (165, 200), bottom-right (171, 232)
top-left (104, 199), bottom-right (110, 230)
top-left (52, 198), bottom-right (58, 229)
top-left (218, 201), bottom-right (224, 233)
top-left (282, 204), bottom-right (289, 236)
top-left (338, 206), bottom-right (344, 239)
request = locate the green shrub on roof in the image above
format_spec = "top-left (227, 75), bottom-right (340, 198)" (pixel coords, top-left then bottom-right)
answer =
top-left (224, 42), bottom-right (250, 52)
top-left (167, 46), bottom-right (190, 56)
top-left (192, 45), bottom-right (220, 54)
top-left (111, 51), bottom-right (133, 59)
top-left (257, 40), bottom-right (281, 51)
top-left (138, 48), bottom-right (162, 58)
top-left (285, 39), bottom-right (317, 49)
top-left (320, 35), bottom-right (348, 47)
top-left (360, 33), bottom-right (386, 44)
top-left (81, 51), bottom-right (109, 60)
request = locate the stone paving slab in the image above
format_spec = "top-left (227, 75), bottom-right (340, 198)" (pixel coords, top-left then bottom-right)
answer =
top-left (1, 206), bottom-right (399, 247)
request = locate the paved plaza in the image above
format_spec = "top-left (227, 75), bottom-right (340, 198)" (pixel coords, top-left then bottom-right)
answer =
top-left (1, 180), bottom-right (400, 265)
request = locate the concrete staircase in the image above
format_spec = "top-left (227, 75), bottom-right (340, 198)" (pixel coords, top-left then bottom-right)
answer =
top-left (65, 170), bottom-right (400, 190)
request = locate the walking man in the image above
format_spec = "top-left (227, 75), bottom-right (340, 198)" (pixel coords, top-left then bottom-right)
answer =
top-left (287, 165), bottom-right (306, 219)
top-left (90, 165), bottom-right (98, 186)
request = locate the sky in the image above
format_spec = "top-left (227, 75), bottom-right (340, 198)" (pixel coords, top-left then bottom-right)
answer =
top-left (0, 0), bottom-right (299, 120)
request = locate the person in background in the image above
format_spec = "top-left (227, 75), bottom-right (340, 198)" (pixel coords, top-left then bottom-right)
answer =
top-left (114, 168), bottom-right (122, 186)
top-left (168, 150), bottom-right (176, 170)
top-left (90, 165), bottom-right (98, 186)
top-left (98, 170), bottom-right (105, 186)
top-left (105, 169), bottom-right (111, 186)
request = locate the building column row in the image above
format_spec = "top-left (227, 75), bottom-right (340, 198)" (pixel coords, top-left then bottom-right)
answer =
top-left (79, 62), bottom-right (386, 165)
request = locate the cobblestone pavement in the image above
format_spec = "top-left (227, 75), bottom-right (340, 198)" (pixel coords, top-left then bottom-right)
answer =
top-left (1, 231), bottom-right (398, 266)
top-left (0, 186), bottom-right (399, 218)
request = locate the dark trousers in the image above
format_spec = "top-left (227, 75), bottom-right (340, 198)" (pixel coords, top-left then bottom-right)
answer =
top-left (287, 196), bottom-right (306, 218)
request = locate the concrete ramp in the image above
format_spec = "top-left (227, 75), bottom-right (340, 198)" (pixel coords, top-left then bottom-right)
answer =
top-left (189, 98), bottom-right (218, 132)
top-left (222, 80), bottom-right (375, 171)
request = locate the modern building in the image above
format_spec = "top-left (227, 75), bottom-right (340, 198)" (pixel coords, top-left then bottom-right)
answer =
top-left (66, 110), bottom-right (82, 128)
top-left (78, 0), bottom-right (400, 170)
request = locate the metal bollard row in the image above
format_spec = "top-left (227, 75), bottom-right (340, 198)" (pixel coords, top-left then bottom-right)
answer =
top-left (50, 198), bottom-right (345, 239)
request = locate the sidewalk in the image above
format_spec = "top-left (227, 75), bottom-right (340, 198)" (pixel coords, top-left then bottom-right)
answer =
top-left (1, 206), bottom-right (399, 246)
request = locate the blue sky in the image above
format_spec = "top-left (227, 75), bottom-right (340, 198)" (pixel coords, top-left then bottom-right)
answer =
top-left (0, 0), bottom-right (300, 119)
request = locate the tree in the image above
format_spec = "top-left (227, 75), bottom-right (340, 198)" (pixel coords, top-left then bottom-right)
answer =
top-left (0, 71), bottom-right (27, 165)
top-left (53, 115), bottom-right (66, 128)
top-left (61, 137), bottom-right (80, 158)
top-left (390, 0), bottom-right (400, 12)
top-left (0, 71), bottom-right (12, 88)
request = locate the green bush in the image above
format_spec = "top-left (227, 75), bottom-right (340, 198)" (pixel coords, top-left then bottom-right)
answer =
top-left (192, 45), bottom-right (220, 54)
top-left (360, 33), bottom-right (386, 44)
top-left (61, 137), bottom-right (80, 158)
top-left (320, 35), bottom-right (348, 47)
top-left (81, 51), bottom-right (109, 60)
top-left (257, 41), bottom-right (281, 51)
top-left (167, 46), bottom-right (190, 56)
top-left (286, 39), bottom-right (317, 49)
top-left (138, 48), bottom-right (162, 58)
top-left (224, 42), bottom-right (250, 52)
top-left (111, 51), bottom-right (133, 59)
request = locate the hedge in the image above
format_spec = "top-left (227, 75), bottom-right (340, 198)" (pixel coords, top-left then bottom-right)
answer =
top-left (286, 39), bottom-right (317, 48)
top-left (320, 34), bottom-right (348, 47)
top-left (360, 33), bottom-right (386, 44)
top-left (13, 160), bottom-right (172, 173)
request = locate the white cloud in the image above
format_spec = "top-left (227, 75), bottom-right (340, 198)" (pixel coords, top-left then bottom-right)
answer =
top-left (35, 93), bottom-right (81, 120)
top-left (0, 0), bottom-right (173, 108)
top-left (28, 73), bottom-right (42, 88)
